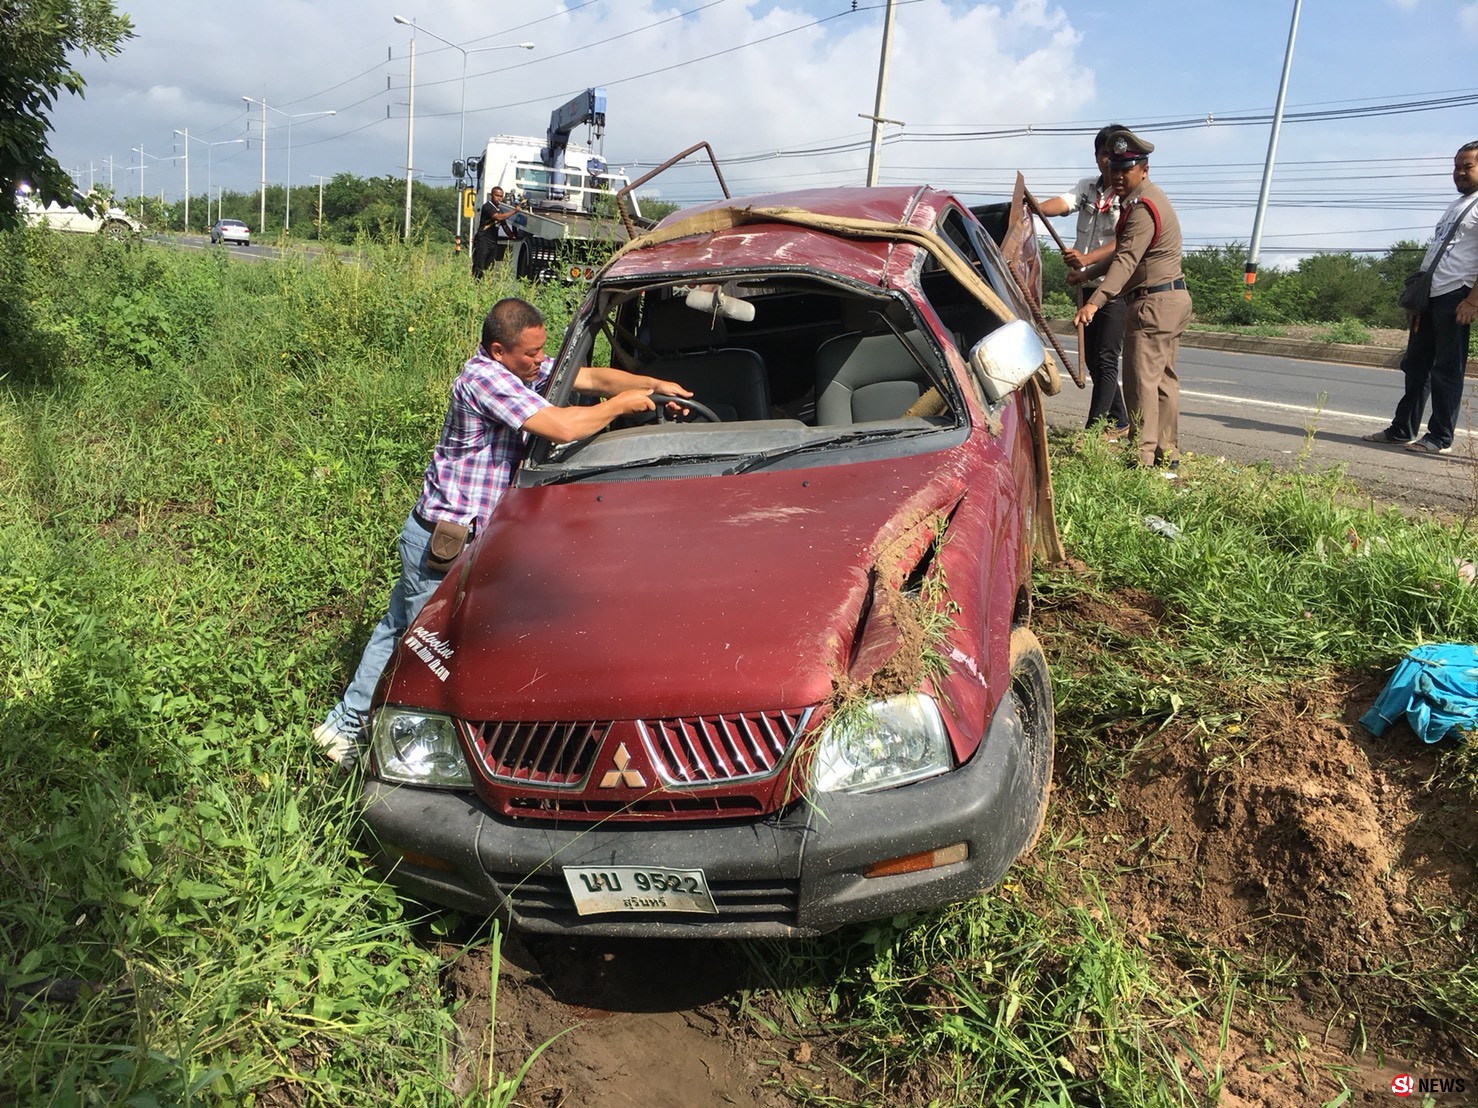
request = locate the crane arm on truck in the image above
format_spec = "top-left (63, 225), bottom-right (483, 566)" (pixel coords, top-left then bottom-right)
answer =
top-left (543, 88), bottom-right (607, 195)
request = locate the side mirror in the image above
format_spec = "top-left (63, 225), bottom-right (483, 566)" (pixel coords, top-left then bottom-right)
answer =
top-left (968, 320), bottom-right (1046, 403)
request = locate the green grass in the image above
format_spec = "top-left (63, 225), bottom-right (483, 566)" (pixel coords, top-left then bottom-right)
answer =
top-left (2, 230), bottom-right (1473, 1105)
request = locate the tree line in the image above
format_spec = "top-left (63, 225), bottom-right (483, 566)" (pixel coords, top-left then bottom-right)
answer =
top-left (1040, 237), bottom-right (1428, 330)
top-left (119, 173), bottom-right (683, 251)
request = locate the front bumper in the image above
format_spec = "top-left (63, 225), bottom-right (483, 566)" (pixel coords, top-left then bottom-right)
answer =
top-left (358, 691), bottom-right (1044, 937)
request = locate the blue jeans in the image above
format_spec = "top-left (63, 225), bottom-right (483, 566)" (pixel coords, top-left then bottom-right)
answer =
top-left (321, 513), bottom-right (446, 739)
top-left (1389, 286), bottom-right (1472, 448)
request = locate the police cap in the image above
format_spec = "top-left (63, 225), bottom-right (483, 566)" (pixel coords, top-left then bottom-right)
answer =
top-left (1105, 128), bottom-right (1154, 169)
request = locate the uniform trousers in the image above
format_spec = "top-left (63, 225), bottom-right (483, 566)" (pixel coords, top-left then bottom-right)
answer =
top-left (1121, 289), bottom-right (1193, 467)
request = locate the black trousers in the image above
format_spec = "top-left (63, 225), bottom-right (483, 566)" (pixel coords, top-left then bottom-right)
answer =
top-left (471, 233), bottom-right (507, 279)
top-left (1083, 292), bottom-right (1130, 429)
top-left (1389, 285), bottom-right (1472, 448)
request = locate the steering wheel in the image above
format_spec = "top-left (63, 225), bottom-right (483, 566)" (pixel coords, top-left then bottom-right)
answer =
top-left (650, 392), bottom-right (721, 423)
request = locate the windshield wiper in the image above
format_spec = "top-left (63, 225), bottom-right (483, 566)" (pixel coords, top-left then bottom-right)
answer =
top-left (538, 453), bottom-right (742, 484)
top-left (722, 427), bottom-right (927, 476)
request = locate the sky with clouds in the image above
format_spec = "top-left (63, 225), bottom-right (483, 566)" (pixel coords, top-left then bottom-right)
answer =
top-left (41, 0), bottom-right (1478, 258)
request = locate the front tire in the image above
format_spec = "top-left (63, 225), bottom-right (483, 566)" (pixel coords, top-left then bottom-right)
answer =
top-left (1009, 626), bottom-right (1054, 855)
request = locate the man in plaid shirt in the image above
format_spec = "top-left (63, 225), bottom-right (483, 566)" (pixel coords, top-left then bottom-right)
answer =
top-left (315, 297), bottom-right (690, 763)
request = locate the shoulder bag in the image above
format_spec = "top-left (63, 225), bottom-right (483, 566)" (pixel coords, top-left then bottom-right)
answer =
top-left (1399, 193), bottom-right (1478, 313)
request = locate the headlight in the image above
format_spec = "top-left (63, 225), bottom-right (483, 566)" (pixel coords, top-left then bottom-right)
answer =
top-left (811, 694), bottom-right (952, 794)
top-left (370, 708), bottom-right (473, 788)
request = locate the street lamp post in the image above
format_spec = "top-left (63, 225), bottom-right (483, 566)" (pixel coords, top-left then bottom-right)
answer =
top-left (204, 138), bottom-right (246, 227)
top-left (173, 130), bottom-right (191, 230)
top-left (1244, 0), bottom-right (1303, 300)
top-left (392, 16), bottom-right (533, 249)
top-left (242, 95), bottom-right (335, 234)
top-left (131, 145), bottom-right (181, 223)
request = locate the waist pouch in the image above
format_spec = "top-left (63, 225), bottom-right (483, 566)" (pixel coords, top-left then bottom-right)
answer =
top-left (426, 520), bottom-right (470, 573)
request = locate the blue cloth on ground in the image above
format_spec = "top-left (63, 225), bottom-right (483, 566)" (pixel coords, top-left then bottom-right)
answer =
top-left (1359, 643), bottom-right (1478, 744)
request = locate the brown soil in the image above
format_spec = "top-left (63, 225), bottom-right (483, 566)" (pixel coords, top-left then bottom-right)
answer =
top-left (434, 578), bottom-right (1476, 1107)
top-left (1278, 323), bottom-right (1408, 348)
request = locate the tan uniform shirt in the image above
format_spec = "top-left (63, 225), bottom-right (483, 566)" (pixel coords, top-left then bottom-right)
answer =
top-left (1087, 179), bottom-right (1183, 307)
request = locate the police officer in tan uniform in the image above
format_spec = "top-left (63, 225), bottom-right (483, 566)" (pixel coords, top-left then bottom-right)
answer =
top-left (1072, 129), bottom-right (1193, 471)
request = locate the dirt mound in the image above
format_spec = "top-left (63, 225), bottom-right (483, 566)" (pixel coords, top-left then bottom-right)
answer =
top-left (1037, 586), bottom-right (1477, 1102)
top-left (1040, 588), bottom-right (1474, 980)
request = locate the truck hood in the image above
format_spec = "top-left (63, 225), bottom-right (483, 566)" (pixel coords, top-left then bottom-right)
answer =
top-left (384, 455), bottom-right (968, 721)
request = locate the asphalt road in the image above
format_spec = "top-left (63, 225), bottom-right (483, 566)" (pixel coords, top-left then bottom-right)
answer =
top-left (159, 231), bottom-right (275, 260)
top-left (1045, 341), bottom-right (1478, 514)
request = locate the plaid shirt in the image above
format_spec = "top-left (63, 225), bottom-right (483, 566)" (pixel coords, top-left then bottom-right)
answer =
top-left (417, 347), bottom-right (552, 529)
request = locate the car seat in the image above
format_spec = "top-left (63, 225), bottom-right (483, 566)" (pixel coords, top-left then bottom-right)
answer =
top-left (642, 350), bottom-right (772, 423)
top-left (813, 331), bottom-right (934, 425)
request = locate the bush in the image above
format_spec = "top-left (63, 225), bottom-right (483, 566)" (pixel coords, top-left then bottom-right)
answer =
top-left (1315, 318), bottom-right (1372, 345)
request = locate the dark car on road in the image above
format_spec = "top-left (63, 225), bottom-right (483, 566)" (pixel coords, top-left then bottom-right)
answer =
top-left (356, 183), bottom-right (1063, 937)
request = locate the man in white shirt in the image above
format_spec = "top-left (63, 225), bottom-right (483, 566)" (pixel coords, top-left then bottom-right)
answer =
top-left (1035, 124), bottom-right (1131, 434)
top-left (1364, 140), bottom-right (1478, 454)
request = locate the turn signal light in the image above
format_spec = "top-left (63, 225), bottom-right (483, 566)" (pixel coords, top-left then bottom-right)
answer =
top-left (863, 842), bottom-right (969, 878)
top-left (396, 849), bottom-right (455, 873)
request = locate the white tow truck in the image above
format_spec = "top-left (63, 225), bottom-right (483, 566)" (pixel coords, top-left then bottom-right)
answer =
top-left (465, 88), bottom-right (642, 281)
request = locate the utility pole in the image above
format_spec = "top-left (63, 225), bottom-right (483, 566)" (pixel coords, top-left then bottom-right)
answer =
top-left (396, 19), bottom-right (417, 241)
top-left (393, 15), bottom-right (534, 250)
top-left (244, 95), bottom-right (268, 234)
top-left (1244, 0), bottom-right (1302, 299)
top-left (313, 174), bottom-right (329, 236)
top-left (175, 128), bottom-right (191, 231)
top-left (864, 0), bottom-right (898, 186)
top-left (131, 144), bottom-right (146, 206)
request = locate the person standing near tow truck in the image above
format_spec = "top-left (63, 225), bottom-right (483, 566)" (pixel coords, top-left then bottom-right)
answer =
top-left (472, 186), bottom-right (515, 280)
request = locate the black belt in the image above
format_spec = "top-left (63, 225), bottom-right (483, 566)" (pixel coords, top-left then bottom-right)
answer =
top-left (413, 508), bottom-right (475, 537)
top-left (1130, 278), bottom-right (1187, 299)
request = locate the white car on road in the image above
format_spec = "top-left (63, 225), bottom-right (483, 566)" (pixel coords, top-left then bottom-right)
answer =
top-left (210, 218), bottom-right (250, 246)
top-left (19, 191), bottom-right (142, 239)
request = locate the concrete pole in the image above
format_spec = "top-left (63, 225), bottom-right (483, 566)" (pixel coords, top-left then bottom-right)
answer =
top-left (179, 129), bottom-right (189, 231)
top-left (313, 174), bottom-right (329, 236)
top-left (285, 115), bottom-right (293, 231)
top-left (1244, 0), bottom-right (1302, 299)
top-left (404, 29), bottom-right (416, 241)
top-left (131, 145), bottom-right (146, 218)
top-left (864, 0), bottom-right (897, 187)
top-left (242, 97), bottom-right (268, 234)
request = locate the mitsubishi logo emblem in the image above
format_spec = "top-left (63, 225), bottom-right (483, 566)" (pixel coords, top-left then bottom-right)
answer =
top-left (598, 743), bottom-right (646, 788)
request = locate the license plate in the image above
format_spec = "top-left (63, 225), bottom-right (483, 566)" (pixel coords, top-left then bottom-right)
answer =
top-left (562, 866), bottom-right (718, 916)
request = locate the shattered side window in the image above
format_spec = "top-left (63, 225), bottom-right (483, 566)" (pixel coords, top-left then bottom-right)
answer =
top-left (921, 213), bottom-right (1009, 355)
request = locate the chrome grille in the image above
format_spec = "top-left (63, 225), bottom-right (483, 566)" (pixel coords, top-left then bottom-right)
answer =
top-left (470, 720), bottom-right (609, 787)
top-left (643, 708), bottom-right (810, 786)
